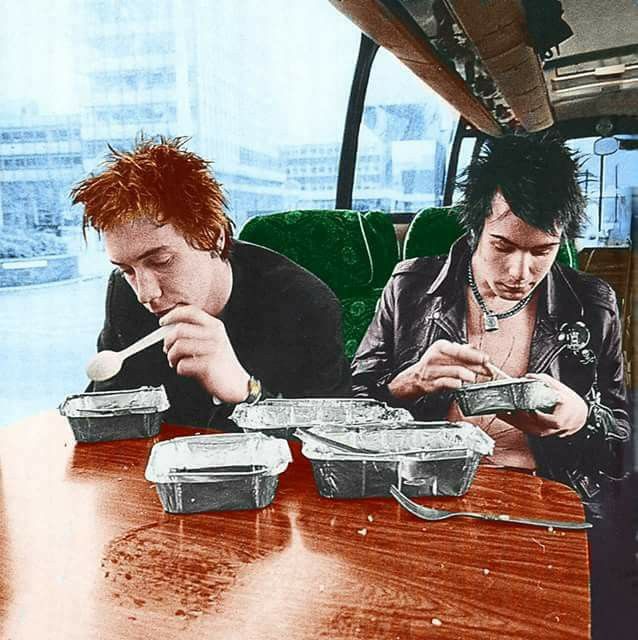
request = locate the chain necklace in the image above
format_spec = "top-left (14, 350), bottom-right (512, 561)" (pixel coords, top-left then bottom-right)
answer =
top-left (467, 261), bottom-right (534, 332)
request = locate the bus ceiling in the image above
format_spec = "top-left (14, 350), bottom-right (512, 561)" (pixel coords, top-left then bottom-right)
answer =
top-left (329, 0), bottom-right (638, 137)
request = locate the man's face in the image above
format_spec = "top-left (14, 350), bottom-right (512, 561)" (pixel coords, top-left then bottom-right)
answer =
top-left (103, 217), bottom-right (230, 317)
top-left (472, 191), bottom-right (561, 301)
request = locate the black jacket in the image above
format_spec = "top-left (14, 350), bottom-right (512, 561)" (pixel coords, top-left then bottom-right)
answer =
top-left (352, 237), bottom-right (631, 505)
top-left (90, 241), bottom-right (351, 428)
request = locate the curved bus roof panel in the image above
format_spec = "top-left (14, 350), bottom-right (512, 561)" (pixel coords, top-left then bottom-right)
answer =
top-left (445, 0), bottom-right (554, 132)
top-left (328, 0), bottom-right (502, 136)
top-left (329, 0), bottom-right (554, 135)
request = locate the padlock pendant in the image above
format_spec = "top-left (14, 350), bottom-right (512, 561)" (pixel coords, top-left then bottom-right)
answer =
top-left (484, 313), bottom-right (499, 332)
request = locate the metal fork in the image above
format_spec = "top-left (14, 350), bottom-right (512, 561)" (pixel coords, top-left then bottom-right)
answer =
top-left (390, 486), bottom-right (592, 530)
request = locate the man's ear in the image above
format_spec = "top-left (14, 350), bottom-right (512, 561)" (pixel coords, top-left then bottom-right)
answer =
top-left (210, 230), bottom-right (225, 258)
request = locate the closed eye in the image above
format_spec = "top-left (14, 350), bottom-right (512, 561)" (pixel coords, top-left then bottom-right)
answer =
top-left (146, 256), bottom-right (174, 269)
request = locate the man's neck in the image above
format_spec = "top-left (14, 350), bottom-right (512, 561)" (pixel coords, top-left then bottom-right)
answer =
top-left (470, 255), bottom-right (537, 314)
top-left (206, 258), bottom-right (233, 317)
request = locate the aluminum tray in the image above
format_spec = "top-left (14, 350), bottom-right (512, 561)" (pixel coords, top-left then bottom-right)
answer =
top-left (58, 386), bottom-right (170, 443)
top-left (145, 433), bottom-right (292, 513)
top-left (231, 397), bottom-right (413, 439)
top-left (297, 421), bottom-right (494, 499)
top-left (454, 377), bottom-right (559, 416)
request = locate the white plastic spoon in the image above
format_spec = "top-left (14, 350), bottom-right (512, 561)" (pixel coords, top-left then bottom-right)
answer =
top-left (86, 325), bottom-right (170, 382)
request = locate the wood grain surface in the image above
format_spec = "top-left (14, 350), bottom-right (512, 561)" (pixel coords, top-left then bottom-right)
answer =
top-left (0, 413), bottom-right (590, 639)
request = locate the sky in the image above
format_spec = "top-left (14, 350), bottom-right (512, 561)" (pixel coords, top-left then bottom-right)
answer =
top-left (0, 0), bottom-right (454, 140)
top-left (0, 0), bottom-right (77, 116)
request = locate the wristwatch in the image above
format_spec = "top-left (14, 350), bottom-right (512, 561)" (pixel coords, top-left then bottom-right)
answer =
top-left (243, 375), bottom-right (263, 406)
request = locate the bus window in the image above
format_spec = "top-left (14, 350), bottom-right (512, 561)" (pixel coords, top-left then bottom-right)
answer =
top-left (567, 135), bottom-right (637, 247)
top-left (0, 0), bottom-right (359, 425)
top-left (353, 48), bottom-right (458, 213)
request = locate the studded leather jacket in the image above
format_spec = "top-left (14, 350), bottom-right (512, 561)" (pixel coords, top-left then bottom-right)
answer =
top-left (351, 237), bottom-right (631, 507)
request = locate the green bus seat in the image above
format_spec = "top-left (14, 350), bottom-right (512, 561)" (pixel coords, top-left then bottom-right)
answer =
top-left (238, 209), bottom-right (399, 359)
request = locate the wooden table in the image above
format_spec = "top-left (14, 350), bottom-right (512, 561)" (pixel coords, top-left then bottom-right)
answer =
top-left (0, 413), bottom-right (590, 640)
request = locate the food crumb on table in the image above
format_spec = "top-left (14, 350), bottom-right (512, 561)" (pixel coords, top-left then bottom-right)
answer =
top-left (431, 617), bottom-right (442, 626)
top-left (357, 527), bottom-right (368, 536)
top-left (482, 568), bottom-right (490, 575)
top-left (367, 514), bottom-right (374, 522)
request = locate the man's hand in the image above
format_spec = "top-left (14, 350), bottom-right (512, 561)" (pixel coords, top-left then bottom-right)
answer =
top-left (160, 305), bottom-right (250, 404)
top-left (388, 339), bottom-right (492, 400)
top-left (497, 372), bottom-right (588, 437)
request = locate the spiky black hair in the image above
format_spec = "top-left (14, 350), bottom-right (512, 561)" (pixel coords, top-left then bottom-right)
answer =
top-left (456, 134), bottom-right (586, 241)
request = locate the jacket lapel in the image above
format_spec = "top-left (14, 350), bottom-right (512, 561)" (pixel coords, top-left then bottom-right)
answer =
top-left (528, 264), bottom-right (584, 373)
top-left (426, 237), bottom-right (469, 344)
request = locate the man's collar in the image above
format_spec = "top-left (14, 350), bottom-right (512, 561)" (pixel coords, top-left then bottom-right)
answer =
top-left (426, 235), bottom-right (472, 296)
top-left (542, 261), bottom-right (585, 326)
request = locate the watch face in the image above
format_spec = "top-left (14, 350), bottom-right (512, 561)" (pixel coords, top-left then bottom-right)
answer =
top-left (246, 376), bottom-right (262, 404)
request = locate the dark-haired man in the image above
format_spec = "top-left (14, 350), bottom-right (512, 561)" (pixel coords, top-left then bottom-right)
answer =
top-left (352, 134), bottom-right (629, 499)
top-left (351, 134), bottom-right (633, 638)
top-left (72, 137), bottom-right (350, 427)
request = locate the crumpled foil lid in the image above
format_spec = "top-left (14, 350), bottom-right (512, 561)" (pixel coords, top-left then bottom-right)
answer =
top-left (297, 421), bottom-right (495, 461)
top-left (145, 432), bottom-right (292, 484)
top-left (232, 397), bottom-right (413, 430)
top-left (58, 385), bottom-right (170, 417)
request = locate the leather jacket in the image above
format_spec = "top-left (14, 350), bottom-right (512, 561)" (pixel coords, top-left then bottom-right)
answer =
top-left (352, 237), bottom-right (631, 507)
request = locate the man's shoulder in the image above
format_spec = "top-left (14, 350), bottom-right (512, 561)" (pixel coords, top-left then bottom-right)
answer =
top-left (232, 240), bottom-right (340, 303)
top-left (557, 264), bottom-right (618, 313)
top-left (392, 255), bottom-right (447, 272)
top-left (389, 255), bottom-right (448, 286)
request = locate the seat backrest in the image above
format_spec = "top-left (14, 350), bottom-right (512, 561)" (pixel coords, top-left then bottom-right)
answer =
top-left (239, 209), bottom-right (399, 297)
top-left (403, 206), bottom-right (578, 268)
top-left (402, 206), bottom-right (464, 260)
top-left (239, 209), bottom-right (400, 360)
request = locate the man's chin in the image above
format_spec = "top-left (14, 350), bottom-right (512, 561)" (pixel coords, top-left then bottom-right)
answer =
top-left (497, 286), bottom-right (532, 300)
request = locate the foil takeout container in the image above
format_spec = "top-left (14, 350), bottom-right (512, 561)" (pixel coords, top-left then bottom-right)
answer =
top-left (58, 385), bottom-right (170, 443)
top-left (231, 397), bottom-right (413, 439)
top-left (454, 378), bottom-right (560, 417)
top-left (296, 421), bottom-right (494, 499)
top-left (145, 433), bottom-right (292, 513)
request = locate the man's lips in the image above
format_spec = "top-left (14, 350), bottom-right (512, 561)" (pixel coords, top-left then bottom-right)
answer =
top-left (493, 284), bottom-right (533, 300)
top-left (499, 283), bottom-right (529, 293)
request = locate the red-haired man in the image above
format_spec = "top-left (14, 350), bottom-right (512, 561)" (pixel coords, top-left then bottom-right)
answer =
top-left (72, 136), bottom-right (350, 427)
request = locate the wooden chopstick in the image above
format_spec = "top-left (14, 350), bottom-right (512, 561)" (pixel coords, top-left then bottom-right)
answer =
top-left (487, 362), bottom-right (513, 380)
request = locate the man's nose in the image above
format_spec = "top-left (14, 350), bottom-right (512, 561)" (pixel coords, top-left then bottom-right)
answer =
top-left (135, 270), bottom-right (162, 305)
top-left (508, 251), bottom-right (533, 281)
